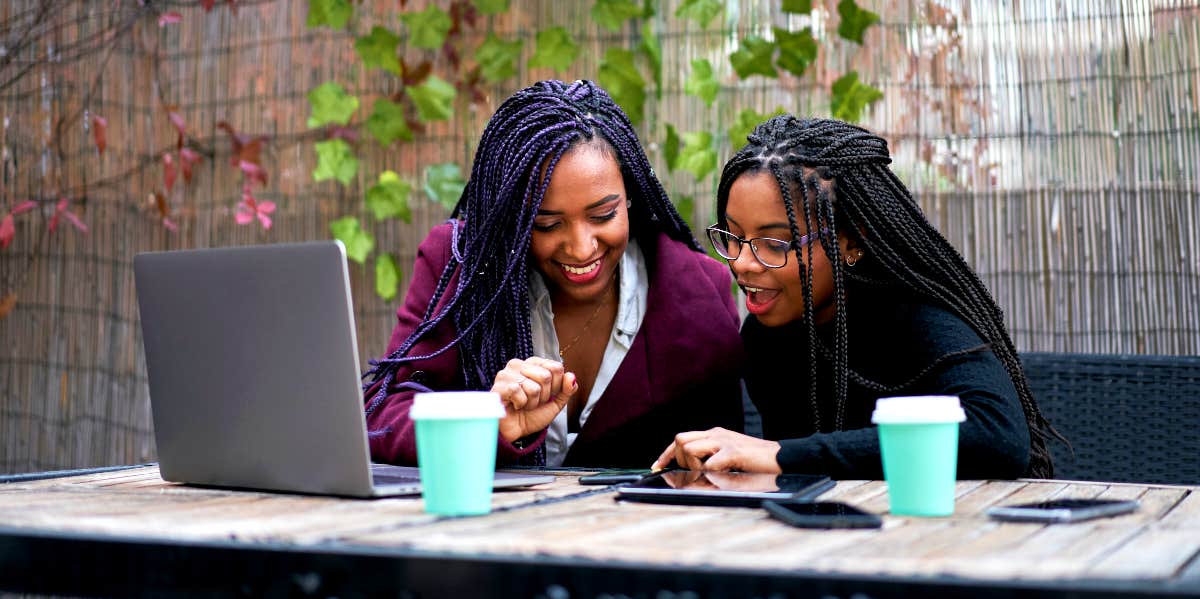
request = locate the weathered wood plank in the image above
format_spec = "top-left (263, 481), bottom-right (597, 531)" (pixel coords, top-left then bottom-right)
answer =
top-left (1088, 528), bottom-right (1200, 580)
top-left (1161, 489), bottom-right (1200, 528)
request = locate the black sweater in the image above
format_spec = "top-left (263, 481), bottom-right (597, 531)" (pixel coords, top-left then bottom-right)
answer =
top-left (742, 292), bottom-right (1031, 479)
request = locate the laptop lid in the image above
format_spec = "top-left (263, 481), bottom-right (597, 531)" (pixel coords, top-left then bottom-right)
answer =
top-left (135, 241), bottom-right (381, 496)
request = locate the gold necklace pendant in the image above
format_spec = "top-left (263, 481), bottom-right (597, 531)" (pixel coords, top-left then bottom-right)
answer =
top-left (556, 274), bottom-right (617, 363)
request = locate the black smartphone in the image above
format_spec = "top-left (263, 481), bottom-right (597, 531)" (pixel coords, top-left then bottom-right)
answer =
top-left (986, 498), bottom-right (1140, 523)
top-left (579, 469), bottom-right (655, 485)
top-left (763, 500), bottom-right (883, 529)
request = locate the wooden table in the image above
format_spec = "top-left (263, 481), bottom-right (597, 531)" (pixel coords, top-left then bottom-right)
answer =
top-left (2, 465), bottom-right (1198, 597)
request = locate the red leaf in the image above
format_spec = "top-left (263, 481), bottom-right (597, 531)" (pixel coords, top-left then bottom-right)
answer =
top-left (0, 292), bottom-right (15, 319)
top-left (163, 152), bottom-right (177, 191)
top-left (0, 214), bottom-right (14, 249)
top-left (48, 198), bottom-right (88, 234)
top-left (91, 115), bottom-right (107, 155)
top-left (448, 1), bottom-right (476, 36)
top-left (168, 111), bottom-right (186, 135)
top-left (180, 147), bottom-right (202, 184)
top-left (238, 160), bottom-right (268, 186)
top-left (168, 111), bottom-right (187, 149)
top-left (401, 60), bottom-right (432, 86)
top-left (48, 199), bottom-right (64, 233)
top-left (200, 0), bottom-right (216, 11)
top-left (158, 12), bottom-right (183, 26)
top-left (236, 185), bottom-right (274, 230)
top-left (62, 209), bottom-right (88, 233)
top-left (217, 121), bottom-right (266, 167)
top-left (152, 191), bottom-right (169, 219)
top-left (12, 201), bottom-right (36, 215)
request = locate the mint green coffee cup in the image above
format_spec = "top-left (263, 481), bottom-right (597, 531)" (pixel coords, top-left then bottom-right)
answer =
top-left (410, 392), bottom-right (505, 516)
top-left (872, 395), bottom-right (967, 517)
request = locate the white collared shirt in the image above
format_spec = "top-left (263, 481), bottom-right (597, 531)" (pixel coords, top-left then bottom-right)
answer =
top-left (527, 239), bottom-right (648, 467)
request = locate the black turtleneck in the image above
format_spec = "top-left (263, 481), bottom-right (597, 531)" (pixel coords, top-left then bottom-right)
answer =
top-left (742, 290), bottom-right (1031, 479)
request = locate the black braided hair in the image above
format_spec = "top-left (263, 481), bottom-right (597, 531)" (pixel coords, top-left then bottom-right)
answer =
top-left (363, 80), bottom-right (697, 427)
top-left (717, 115), bottom-right (1063, 478)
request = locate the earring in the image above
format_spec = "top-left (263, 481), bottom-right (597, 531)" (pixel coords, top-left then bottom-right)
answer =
top-left (626, 199), bottom-right (632, 209)
top-left (845, 251), bottom-right (864, 267)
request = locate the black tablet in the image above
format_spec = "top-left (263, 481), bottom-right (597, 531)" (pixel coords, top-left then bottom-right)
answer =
top-left (615, 470), bottom-right (834, 508)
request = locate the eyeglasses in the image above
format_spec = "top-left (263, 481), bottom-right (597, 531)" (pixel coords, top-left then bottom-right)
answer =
top-left (706, 225), bottom-right (829, 269)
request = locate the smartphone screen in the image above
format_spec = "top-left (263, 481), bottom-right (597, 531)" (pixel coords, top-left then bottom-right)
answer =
top-left (578, 469), bottom-right (654, 485)
top-left (763, 500), bottom-right (883, 529)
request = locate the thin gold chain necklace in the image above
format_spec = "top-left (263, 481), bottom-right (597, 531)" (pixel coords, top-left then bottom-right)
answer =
top-left (557, 273), bottom-right (617, 364)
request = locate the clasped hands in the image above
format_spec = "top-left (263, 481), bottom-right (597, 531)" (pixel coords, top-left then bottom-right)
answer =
top-left (491, 357), bottom-right (577, 443)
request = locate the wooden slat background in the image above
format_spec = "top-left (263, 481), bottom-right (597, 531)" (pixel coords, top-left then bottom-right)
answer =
top-left (1, 0), bottom-right (1198, 473)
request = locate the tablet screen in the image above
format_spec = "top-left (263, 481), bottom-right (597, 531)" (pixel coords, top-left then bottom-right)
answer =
top-left (616, 470), bottom-right (834, 507)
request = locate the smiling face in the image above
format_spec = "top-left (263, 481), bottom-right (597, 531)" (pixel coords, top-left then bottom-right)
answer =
top-left (529, 140), bottom-right (630, 306)
top-left (724, 170), bottom-right (851, 327)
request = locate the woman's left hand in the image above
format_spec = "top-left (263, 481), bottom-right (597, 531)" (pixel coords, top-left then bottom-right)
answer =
top-left (651, 427), bottom-right (783, 473)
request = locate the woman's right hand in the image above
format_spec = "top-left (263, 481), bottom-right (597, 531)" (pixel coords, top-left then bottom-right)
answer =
top-left (491, 357), bottom-right (577, 443)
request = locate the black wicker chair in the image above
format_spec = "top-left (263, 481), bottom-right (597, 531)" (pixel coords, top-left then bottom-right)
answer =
top-left (1021, 352), bottom-right (1200, 485)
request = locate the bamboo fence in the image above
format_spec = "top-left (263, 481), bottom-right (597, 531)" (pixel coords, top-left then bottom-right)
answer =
top-left (1, 0), bottom-right (1197, 473)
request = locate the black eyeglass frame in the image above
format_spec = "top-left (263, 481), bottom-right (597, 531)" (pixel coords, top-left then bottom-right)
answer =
top-left (705, 225), bottom-right (794, 269)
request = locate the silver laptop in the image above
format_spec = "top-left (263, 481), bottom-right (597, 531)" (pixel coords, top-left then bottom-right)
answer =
top-left (134, 241), bottom-right (552, 497)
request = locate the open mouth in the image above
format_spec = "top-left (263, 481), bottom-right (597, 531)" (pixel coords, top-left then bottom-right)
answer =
top-left (559, 257), bottom-right (603, 284)
top-left (741, 284), bottom-right (781, 315)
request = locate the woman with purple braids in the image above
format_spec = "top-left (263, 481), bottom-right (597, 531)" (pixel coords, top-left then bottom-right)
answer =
top-left (363, 80), bottom-right (744, 468)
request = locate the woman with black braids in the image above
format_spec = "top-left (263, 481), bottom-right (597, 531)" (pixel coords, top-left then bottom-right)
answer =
top-left (653, 115), bottom-right (1061, 479)
top-left (363, 80), bottom-right (743, 468)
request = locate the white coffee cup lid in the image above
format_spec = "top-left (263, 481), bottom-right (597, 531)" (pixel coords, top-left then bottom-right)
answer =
top-left (871, 395), bottom-right (966, 424)
top-left (410, 392), bottom-right (505, 420)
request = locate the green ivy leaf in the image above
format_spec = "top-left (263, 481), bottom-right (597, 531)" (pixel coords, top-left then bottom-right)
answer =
top-left (597, 48), bottom-right (646, 125)
top-left (400, 5), bottom-right (452, 50)
top-left (405, 76), bottom-right (456, 122)
top-left (781, 0), bottom-right (813, 14)
top-left (663, 123), bottom-right (681, 171)
top-left (424, 163), bottom-right (467, 211)
top-left (306, 82), bottom-right (359, 128)
top-left (355, 26), bottom-right (401, 75)
top-left (475, 33), bottom-right (523, 83)
top-left (329, 216), bottom-right (375, 264)
top-left (729, 35), bottom-right (777, 80)
top-left (729, 106), bottom-right (787, 150)
top-left (640, 21), bottom-right (662, 98)
top-left (307, 0), bottom-right (352, 28)
top-left (684, 58), bottom-right (719, 106)
top-left (366, 98), bottom-right (413, 146)
top-left (674, 0), bottom-right (722, 28)
top-left (678, 131), bottom-right (717, 181)
top-left (831, 71), bottom-right (883, 123)
top-left (365, 170), bottom-right (412, 222)
top-left (528, 27), bottom-right (579, 73)
top-left (472, 0), bottom-right (509, 15)
top-left (774, 27), bottom-right (818, 77)
top-left (677, 194), bottom-right (696, 223)
top-left (374, 253), bottom-right (401, 301)
top-left (592, 0), bottom-right (643, 31)
top-left (837, 0), bottom-right (880, 44)
top-left (313, 139), bottom-right (359, 186)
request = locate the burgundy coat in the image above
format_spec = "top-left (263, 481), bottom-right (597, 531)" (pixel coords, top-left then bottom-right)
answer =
top-left (364, 222), bottom-right (745, 468)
